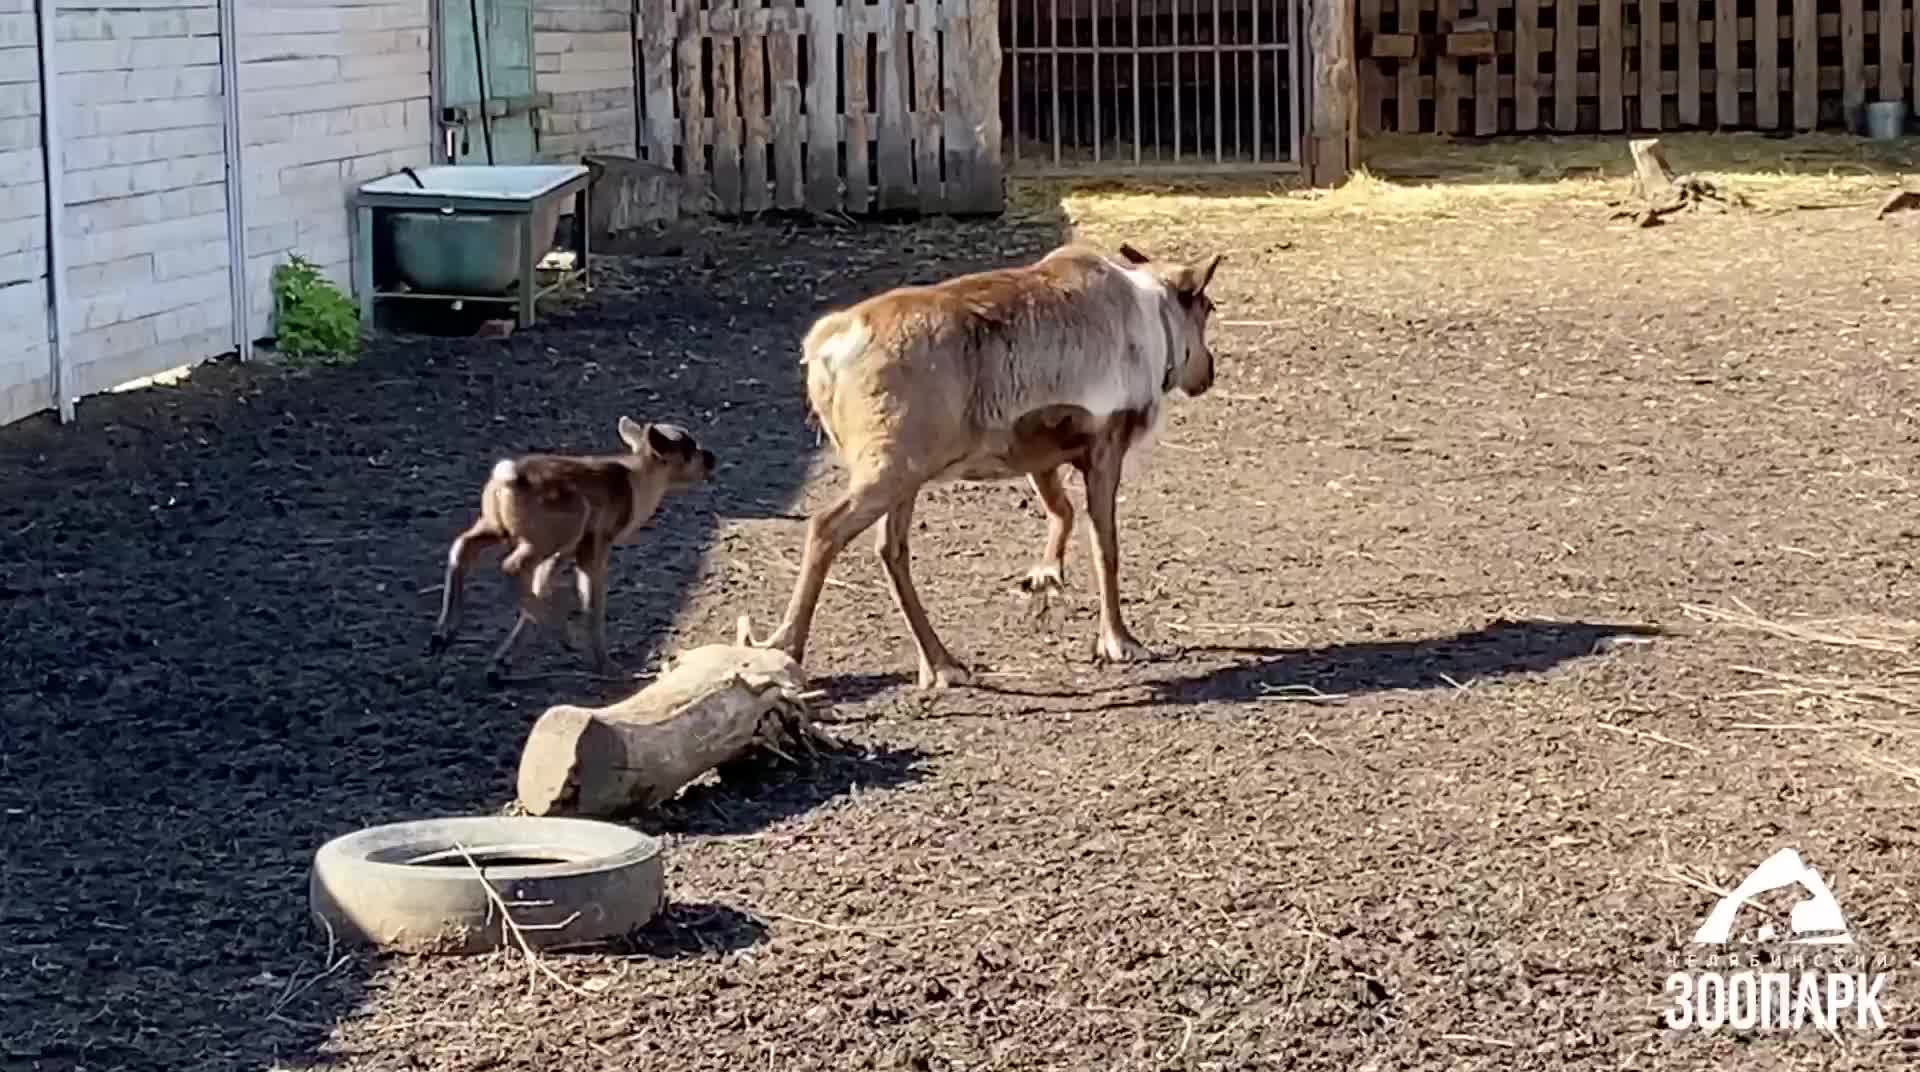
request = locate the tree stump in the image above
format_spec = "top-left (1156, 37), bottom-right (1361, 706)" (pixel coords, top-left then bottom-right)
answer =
top-left (515, 644), bottom-right (836, 818)
top-left (1611, 138), bottom-right (1749, 227)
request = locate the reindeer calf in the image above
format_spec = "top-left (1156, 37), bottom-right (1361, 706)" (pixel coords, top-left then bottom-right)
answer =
top-left (429, 416), bottom-right (716, 678)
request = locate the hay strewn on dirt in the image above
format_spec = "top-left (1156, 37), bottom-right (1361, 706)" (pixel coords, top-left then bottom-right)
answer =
top-left (5, 135), bottom-right (1920, 1070)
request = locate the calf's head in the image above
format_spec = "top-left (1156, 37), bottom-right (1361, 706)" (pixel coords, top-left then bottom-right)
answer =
top-left (616, 416), bottom-right (717, 488)
top-left (1118, 243), bottom-right (1223, 398)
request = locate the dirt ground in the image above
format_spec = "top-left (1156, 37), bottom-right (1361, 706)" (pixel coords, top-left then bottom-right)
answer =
top-left (6, 137), bottom-right (1920, 1071)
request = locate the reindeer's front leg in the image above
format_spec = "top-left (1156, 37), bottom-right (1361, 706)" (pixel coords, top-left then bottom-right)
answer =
top-left (1081, 442), bottom-right (1151, 663)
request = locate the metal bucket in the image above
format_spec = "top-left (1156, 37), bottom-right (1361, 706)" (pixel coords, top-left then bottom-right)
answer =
top-left (1865, 101), bottom-right (1907, 141)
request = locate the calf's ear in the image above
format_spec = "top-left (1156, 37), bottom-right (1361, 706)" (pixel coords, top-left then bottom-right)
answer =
top-left (617, 415), bottom-right (649, 452)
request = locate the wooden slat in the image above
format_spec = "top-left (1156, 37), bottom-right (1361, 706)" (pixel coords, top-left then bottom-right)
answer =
top-left (676, 1), bottom-right (706, 193)
top-left (874, 0), bottom-right (914, 210)
top-left (912, 0), bottom-right (943, 210)
top-left (638, 0), bottom-right (675, 164)
top-left (1599, 0), bottom-right (1623, 130)
top-left (1474, 0), bottom-right (1497, 134)
top-left (941, 0), bottom-right (977, 206)
top-left (1436, 0), bottom-right (1462, 133)
top-left (1841, 0), bottom-right (1865, 121)
top-left (1676, 0), bottom-right (1699, 125)
top-left (845, 18), bottom-right (871, 213)
top-left (1639, 0), bottom-right (1661, 129)
top-left (740, 19), bottom-right (770, 213)
top-left (711, 4), bottom-right (743, 214)
top-left (1514, 0), bottom-right (1539, 130)
top-left (1359, 0), bottom-right (1382, 132)
top-left (1881, 0), bottom-right (1905, 105)
top-left (1792, 0), bottom-right (1816, 129)
top-left (1396, 0), bottom-right (1423, 132)
top-left (966, 0), bottom-right (1001, 211)
top-left (768, 0), bottom-right (803, 209)
top-left (804, 0), bottom-right (838, 209)
top-left (1714, 0), bottom-right (1737, 125)
top-left (1553, 0), bottom-right (1576, 130)
top-left (1756, 0), bottom-right (1780, 126)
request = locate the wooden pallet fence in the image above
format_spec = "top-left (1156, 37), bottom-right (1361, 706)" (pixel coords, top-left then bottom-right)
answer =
top-left (1357, 0), bottom-right (1919, 135)
top-left (635, 0), bottom-right (1005, 215)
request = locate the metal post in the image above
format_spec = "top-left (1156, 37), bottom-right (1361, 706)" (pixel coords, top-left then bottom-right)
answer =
top-left (34, 0), bottom-right (72, 423)
top-left (217, 0), bottom-right (251, 358)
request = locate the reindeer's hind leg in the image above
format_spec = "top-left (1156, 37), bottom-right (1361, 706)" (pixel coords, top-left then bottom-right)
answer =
top-left (488, 545), bottom-right (566, 677)
top-left (875, 492), bottom-right (970, 690)
top-left (1015, 466), bottom-right (1074, 611)
top-left (430, 522), bottom-right (504, 655)
top-left (755, 467), bottom-right (918, 665)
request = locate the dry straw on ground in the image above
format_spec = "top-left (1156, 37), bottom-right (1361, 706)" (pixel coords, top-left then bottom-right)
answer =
top-left (1684, 600), bottom-right (1920, 789)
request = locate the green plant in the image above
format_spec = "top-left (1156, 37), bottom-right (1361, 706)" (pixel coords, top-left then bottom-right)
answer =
top-left (271, 254), bottom-right (360, 361)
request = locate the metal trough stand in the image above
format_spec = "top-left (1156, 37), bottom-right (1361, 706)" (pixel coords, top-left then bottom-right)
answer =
top-left (351, 164), bottom-right (594, 331)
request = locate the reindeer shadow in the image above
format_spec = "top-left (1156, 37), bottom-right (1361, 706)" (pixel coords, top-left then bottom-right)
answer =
top-left (1125, 618), bottom-right (1665, 707)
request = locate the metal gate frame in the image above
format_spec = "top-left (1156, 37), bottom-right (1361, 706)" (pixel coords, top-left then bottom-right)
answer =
top-left (1001, 0), bottom-right (1305, 176)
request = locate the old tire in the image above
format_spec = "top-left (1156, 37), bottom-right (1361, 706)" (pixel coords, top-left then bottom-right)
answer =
top-left (309, 815), bottom-right (664, 955)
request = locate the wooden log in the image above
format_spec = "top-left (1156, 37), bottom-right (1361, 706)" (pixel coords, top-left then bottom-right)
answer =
top-left (1307, 0), bottom-right (1357, 185)
top-left (516, 644), bottom-right (836, 818)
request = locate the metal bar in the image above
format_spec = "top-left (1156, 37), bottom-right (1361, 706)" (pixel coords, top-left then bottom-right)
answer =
top-left (1251, 0), bottom-right (1260, 163)
top-left (1050, 0), bottom-right (1061, 166)
top-left (217, 0), bottom-right (250, 357)
top-left (1286, 0), bottom-right (1299, 164)
top-left (1010, 0), bottom-right (1020, 168)
top-left (34, 0), bottom-right (71, 423)
top-left (1171, 0), bottom-right (1180, 159)
top-left (1131, 0), bottom-right (1140, 164)
top-left (1010, 42), bottom-right (1289, 54)
top-left (1008, 158), bottom-right (1302, 178)
top-left (1211, 0), bottom-right (1220, 163)
top-left (1091, 0), bottom-right (1100, 162)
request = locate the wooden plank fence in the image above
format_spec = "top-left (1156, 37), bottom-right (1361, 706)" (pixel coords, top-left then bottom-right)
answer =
top-left (1358, 0), bottom-right (1919, 134)
top-left (636, 0), bottom-right (1005, 216)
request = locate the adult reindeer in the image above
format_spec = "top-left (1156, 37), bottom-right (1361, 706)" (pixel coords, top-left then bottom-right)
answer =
top-left (743, 242), bottom-right (1224, 689)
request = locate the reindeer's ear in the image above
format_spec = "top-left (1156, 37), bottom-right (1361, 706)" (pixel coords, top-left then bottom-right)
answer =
top-left (1117, 242), bottom-right (1152, 265)
top-left (617, 415), bottom-right (649, 452)
top-left (1193, 253), bottom-right (1222, 294)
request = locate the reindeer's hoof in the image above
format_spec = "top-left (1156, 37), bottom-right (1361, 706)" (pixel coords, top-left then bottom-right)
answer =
top-left (484, 664), bottom-right (509, 687)
top-left (427, 633), bottom-right (450, 657)
top-left (917, 661), bottom-right (974, 691)
top-left (1014, 564), bottom-right (1066, 597)
top-left (1093, 633), bottom-right (1153, 664)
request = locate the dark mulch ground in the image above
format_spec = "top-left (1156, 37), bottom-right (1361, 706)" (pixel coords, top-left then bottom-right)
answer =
top-left (4, 194), bottom-right (1920, 1072)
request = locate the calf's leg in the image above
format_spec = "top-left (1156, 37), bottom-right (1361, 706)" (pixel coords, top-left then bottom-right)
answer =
top-left (430, 524), bottom-right (502, 654)
top-left (490, 547), bottom-right (566, 675)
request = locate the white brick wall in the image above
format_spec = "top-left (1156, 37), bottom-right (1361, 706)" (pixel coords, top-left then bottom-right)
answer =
top-left (54, 0), bottom-right (236, 399)
top-left (0, 0), bottom-right (49, 427)
top-left (533, 0), bottom-right (633, 161)
top-left (238, 0), bottom-right (432, 333)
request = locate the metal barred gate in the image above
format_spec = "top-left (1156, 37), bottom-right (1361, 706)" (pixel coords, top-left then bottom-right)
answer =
top-left (999, 0), bottom-right (1307, 174)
